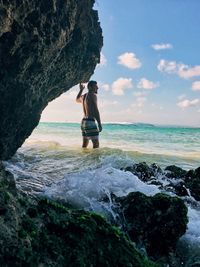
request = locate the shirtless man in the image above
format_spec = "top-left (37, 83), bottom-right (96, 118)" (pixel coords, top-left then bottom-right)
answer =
top-left (76, 81), bottom-right (102, 148)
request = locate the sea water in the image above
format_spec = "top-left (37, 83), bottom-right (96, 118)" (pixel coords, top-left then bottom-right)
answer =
top-left (4, 122), bottom-right (200, 265)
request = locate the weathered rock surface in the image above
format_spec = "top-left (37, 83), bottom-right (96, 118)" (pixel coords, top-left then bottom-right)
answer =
top-left (0, 165), bottom-right (156, 267)
top-left (165, 165), bottom-right (200, 201)
top-left (122, 162), bottom-right (162, 182)
top-left (123, 162), bottom-right (200, 201)
top-left (0, 163), bottom-right (20, 263)
top-left (183, 167), bottom-right (200, 201)
top-left (116, 192), bottom-right (188, 259)
top-left (0, 0), bottom-right (103, 160)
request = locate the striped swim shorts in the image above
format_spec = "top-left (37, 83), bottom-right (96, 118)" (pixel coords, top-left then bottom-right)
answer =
top-left (81, 118), bottom-right (99, 139)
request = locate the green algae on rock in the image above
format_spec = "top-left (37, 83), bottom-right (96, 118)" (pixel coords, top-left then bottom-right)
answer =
top-left (0, 164), bottom-right (156, 267)
top-left (117, 192), bottom-right (188, 259)
top-left (1, 197), bottom-right (157, 267)
top-left (15, 198), bottom-right (157, 267)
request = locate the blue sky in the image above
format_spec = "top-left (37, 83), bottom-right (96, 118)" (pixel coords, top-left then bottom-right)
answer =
top-left (41, 0), bottom-right (200, 126)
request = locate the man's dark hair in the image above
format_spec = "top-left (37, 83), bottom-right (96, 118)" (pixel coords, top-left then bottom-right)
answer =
top-left (87, 80), bottom-right (97, 89)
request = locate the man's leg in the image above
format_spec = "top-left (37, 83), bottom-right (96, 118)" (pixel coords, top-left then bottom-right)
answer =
top-left (82, 137), bottom-right (89, 148)
top-left (92, 138), bottom-right (99, 148)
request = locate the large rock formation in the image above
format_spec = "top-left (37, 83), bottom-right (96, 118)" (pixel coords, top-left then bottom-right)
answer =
top-left (0, 164), bottom-right (156, 267)
top-left (0, 0), bottom-right (103, 160)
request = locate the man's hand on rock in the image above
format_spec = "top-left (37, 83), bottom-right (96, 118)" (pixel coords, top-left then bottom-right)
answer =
top-left (79, 83), bottom-right (85, 91)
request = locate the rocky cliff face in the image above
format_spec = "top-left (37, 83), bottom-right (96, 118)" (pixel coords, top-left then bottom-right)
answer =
top-left (0, 0), bottom-right (103, 160)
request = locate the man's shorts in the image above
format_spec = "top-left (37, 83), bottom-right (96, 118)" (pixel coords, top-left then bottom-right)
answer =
top-left (81, 118), bottom-right (99, 140)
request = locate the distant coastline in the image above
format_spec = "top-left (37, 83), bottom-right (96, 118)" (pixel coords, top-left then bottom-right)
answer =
top-left (39, 121), bottom-right (200, 129)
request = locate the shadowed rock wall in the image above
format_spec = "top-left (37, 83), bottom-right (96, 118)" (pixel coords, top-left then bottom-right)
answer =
top-left (0, 0), bottom-right (103, 159)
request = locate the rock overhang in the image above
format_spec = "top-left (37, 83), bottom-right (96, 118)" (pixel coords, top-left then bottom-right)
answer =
top-left (0, 0), bottom-right (103, 159)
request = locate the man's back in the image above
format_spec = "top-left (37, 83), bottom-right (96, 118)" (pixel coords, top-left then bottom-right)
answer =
top-left (83, 92), bottom-right (98, 119)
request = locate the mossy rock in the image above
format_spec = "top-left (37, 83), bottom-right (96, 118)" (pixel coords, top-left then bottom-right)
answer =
top-left (165, 165), bottom-right (187, 179)
top-left (1, 197), bottom-right (156, 267)
top-left (117, 192), bottom-right (188, 259)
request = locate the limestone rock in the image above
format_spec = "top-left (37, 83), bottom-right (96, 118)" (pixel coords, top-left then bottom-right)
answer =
top-left (0, 0), bottom-right (103, 159)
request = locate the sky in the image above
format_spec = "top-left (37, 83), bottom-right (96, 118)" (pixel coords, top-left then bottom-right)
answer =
top-left (41, 0), bottom-right (200, 126)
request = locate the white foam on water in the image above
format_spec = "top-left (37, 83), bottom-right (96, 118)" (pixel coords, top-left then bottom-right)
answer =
top-left (44, 164), bottom-right (160, 217)
top-left (178, 206), bottom-right (200, 265)
top-left (182, 206), bottom-right (200, 244)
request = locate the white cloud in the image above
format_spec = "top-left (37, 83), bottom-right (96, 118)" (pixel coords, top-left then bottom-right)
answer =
top-left (133, 91), bottom-right (147, 97)
top-left (192, 81), bottom-right (200, 91)
top-left (41, 89), bottom-right (83, 122)
top-left (178, 94), bottom-right (186, 100)
top-left (112, 77), bottom-right (133, 95)
top-left (99, 100), bottom-right (118, 108)
top-left (152, 43), bottom-right (173, 50)
top-left (151, 103), bottom-right (163, 110)
top-left (137, 78), bottom-right (159, 90)
top-left (131, 97), bottom-right (147, 108)
top-left (117, 52), bottom-right (141, 69)
top-left (132, 91), bottom-right (148, 108)
top-left (177, 98), bottom-right (199, 109)
top-left (136, 97), bottom-right (147, 107)
top-left (157, 59), bottom-right (179, 73)
top-left (97, 81), bottom-right (110, 91)
top-left (98, 52), bottom-right (107, 67)
top-left (157, 59), bottom-right (200, 79)
top-left (65, 88), bottom-right (78, 100)
top-left (179, 65), bottom-right (200, 79)
top-left (101, 83), bottom-right (110, 91)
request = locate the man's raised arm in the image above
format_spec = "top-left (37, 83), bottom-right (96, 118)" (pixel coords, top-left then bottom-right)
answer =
top-left (76, 83), bottom-right (85, 103)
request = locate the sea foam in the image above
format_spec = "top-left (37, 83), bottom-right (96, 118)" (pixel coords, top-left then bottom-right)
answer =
top-left (44, 164), bottom-right (160, 217)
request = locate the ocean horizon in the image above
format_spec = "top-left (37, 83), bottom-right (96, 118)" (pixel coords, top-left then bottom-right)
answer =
top-left (41, 120), bottom-right (200, 128)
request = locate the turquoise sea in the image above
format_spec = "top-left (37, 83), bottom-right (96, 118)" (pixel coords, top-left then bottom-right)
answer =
top-left (4, 122), bottom-right (200, 264)
top-left (24, 122), bottom-right (200, 168)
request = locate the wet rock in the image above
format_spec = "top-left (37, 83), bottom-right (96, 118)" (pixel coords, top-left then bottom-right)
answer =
top-left (0, 164), bottom-right (156, 266)
top-left (172, 181), bottom-right (189, 197)
top-left (123, 162), bottom-right (162, 182)
top-left (127, 163), bottom-right (200, 202)
top-left (0, 195), bottom-right (157, 267)
top-left (177, 239), bottom-right (200, 267)
top-left (0, 162), bottom-right (16, 194)
top-left (165, 165), bottom-right (187, 179)
top-left (164, 166), bottom-right (200, 201)
top-left (185, 167), bottom-right (200, 201)
top-left (116, 192), bottom-right (188, 259)
top-left (148, 180), bottom-right (163, 187)
top-left (0, 164), bottom-right (20, 263)
top-left (0, 0), bottom-right (103, 160)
